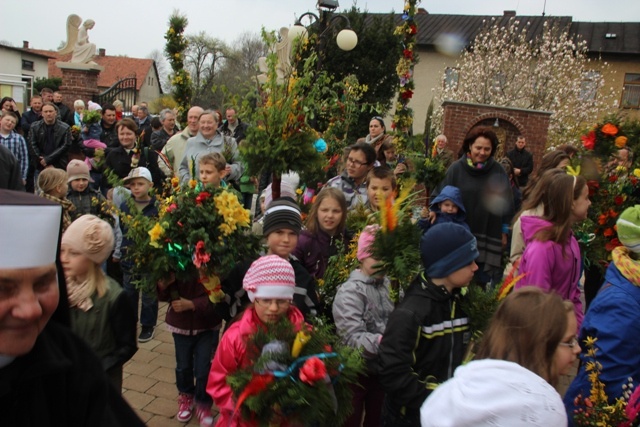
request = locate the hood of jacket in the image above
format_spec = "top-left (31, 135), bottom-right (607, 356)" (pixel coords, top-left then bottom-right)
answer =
top-left (430, 185), bottom-right (467, 222)
top-left (520, 215), bottom-right (553, 245)
top-left (420, 359), bottom-right (567, 427)
top-left (192, 131), bottom-right (224, 148)
top-left (405, 272), bottom-right (460, 303)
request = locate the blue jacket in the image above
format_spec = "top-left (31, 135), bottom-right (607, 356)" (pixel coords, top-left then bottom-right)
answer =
top-left (563, 261), bottom-right (640, 425)
top-left (418, 185), bottom-right (470, 233)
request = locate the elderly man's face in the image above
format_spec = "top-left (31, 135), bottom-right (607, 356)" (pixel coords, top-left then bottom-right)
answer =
top-left (0, 264), bottom-right (59, 356)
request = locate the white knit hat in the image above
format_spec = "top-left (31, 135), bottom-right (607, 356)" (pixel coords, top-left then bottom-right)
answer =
top-left (243, 255), bottom-right (296, 302)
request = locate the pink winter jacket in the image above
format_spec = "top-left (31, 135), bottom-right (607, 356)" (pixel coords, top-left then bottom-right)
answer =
top-left (206, 306), bottom-right (306, 427)
top-left (515, 216), bottom-right (584, 327)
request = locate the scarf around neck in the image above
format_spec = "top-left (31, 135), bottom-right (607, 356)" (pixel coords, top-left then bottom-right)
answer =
top-left (67, 278), bottom-right (95, 311)
top-left (612, 246), bottom-right (640, 287)
top-left (465, 153), bottom-right (488, 169)
top-left (365, 133), bottom-right (385, 147)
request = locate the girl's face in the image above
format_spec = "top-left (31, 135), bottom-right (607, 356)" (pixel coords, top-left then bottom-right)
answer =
top-left (384, 148), bottom-right (396, 162)
top-left (118, 126), bottom-right (136, 149)
top-left (317, 197), bottom-right (343, 235)
top-left (2, 100), bottom-right (12, 111)
top-left (468, 136), bottom-right (493, 164)
top-left (51, 183), bottom-right (67, 199)
top-left (571, 184), bottom-right (591, 223)
top-left (552, 312), bottom-right (580, 379)
top-left (360, 257), bottom-right (381, 276)
top-left (369, 119), bottom-right (384, 138)
top-left (253, 298), bottom-right (291, 324)
top-left (367, 177), bottom-right (394, 211)
top-left (60, 244), bottom-right (93, 283)
top-left (75, 105), bottom-right (84, 114)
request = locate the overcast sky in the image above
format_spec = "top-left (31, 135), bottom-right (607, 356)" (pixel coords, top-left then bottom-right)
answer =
top-left (2, 0), bottom-right (639, 58)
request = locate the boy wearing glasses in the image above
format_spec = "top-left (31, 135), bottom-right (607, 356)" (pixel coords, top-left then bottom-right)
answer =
top-left (326, 142), bottom-right (376, 211)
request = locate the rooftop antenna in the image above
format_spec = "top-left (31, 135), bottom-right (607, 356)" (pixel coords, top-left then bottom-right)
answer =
top-left (542, 0), bottom-right (547, 16)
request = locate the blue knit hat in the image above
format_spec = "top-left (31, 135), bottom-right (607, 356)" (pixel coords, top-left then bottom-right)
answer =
top-left (421, 223), bottom-right (479, 278)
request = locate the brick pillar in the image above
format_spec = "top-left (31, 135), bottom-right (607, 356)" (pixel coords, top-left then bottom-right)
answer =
top-left (56, 62), bottom-right (104, 108)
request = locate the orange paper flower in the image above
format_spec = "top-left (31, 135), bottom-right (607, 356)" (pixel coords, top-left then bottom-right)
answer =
top-left (615, 136), bottom-right (628, 148)
top-left (601, 123), bottom-right (618, 136)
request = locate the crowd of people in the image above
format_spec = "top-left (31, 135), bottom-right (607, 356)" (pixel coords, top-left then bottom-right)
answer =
top-left (1, 89), bottom-right (639, 427)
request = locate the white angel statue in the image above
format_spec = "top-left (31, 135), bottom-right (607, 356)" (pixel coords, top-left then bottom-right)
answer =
top-left (58, 14), bottom-right (97, 65)
top-left (257, 27), bottom-right (294, 85)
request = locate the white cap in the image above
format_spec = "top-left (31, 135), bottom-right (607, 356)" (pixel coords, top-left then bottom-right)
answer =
top-left (0, 190), bottom-right (62, 269)
top-left (123, 167), bottom-right (153, 184)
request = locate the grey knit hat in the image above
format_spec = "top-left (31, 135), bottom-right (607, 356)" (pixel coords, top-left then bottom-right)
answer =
top-left (262, 197), bottom-right (302, 236)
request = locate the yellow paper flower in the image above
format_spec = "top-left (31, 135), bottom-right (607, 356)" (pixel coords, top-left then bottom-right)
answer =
top-left (291, 330), bottom-right (311, 358)
top-left (148, 222), bottom-right (165, 248)
top-left (634, 168), bottom-right (640, 178)
top-left (189, 179), bottom-right (197, 189)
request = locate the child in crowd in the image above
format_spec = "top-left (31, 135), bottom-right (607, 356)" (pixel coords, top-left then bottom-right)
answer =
top-left (293, 187), bottom-right (349, 280)
top-left (37, 167), bottom-right (74, 232)
top-left (251, 189), bottom-right (267, 236)
top-left (118, 167), bottom-right (160, 342)
top-left (418, 185), bottom-right (469, 234)
top-left (157, 270), bottom-right (221, 426)
top-left (378, 223), bottom-right (479, 427)
top-left (60, 215), bottom-right (137, 391)
top-left (207, 255), bottom-right (307, 427)
top-left (221, 197), bottom-right (318, 321)
top-left (333, 225), bottom-right (394, 427)
top-left (376, 140), bottom-right (407, 177)
top-left (515, 172), bottom-right (589, 328)
top-left (421, 287), bottom-right (578, 426)
top-left (564, 206), bottom-right (640, 424)
top-left (365, 167), bottom-right (396, 212)
top-left (198, 152), bottom-right (227, 188)
top-left (66, 159), bottom-right (107, 218)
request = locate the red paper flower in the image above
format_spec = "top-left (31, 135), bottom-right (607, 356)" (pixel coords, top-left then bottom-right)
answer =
top-left (603, 228), bottom-right (614, 237)
top-left (615, 195), bottom-right (624, 206)
top-left (400, 90), bottom-right (414, 100)
top-left (299, 357), bottom-right (327, 385)
top-left (608, 209), bottom-right (618, 218)
top-left (193, 240), bottom-right (211, 268)
top-left (605, 237), bottom-right (621, 252)
top-left (597, 214), bottom-right (608, 225)
top-left (608, 175), bottom-right (618, 183)
top-left (166, 203), bottom-right (177, 213)
top-left (403, 49), bottom-right (414, 60)
top-left (581, 131), bottom-right (596, 150)
top-left (195, 191), bottom-right (211, 205)
top-left (409, 24), bottom-right (417, 35)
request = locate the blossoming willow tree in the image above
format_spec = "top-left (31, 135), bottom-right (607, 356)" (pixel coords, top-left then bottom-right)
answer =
top-left (432, 18), bottom-right (618, 148)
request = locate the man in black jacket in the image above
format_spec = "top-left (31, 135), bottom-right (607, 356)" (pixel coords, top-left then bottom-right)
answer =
top-left (220, 107), bottom-right (249, 143)
top-left (28, 102), bottom-right (72, 171)
top-left (378, 223), bottom-right (478, 427)
top-left (0, 144), bottom-right (25, 191)
top-left (506, 136), bottom-right (534, 187)
top-left (53, 91), bottom-right (74, 127)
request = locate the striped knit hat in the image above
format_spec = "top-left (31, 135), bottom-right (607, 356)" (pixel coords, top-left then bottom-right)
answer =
top-left (262, 197), bottom-right (302, 236)
top-left (243, 255), bottom-right (296, 302)
top-left (617, 205), bottom-right (640, 253)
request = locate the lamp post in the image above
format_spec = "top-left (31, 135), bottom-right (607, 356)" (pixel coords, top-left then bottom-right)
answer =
top-left (289, 1), bottom-right (358, 70)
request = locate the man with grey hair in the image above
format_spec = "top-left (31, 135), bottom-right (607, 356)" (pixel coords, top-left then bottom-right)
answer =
top-left (150, 108), bottom-right (177, 151)
top-left (160, 106), bottom-right (204, 177)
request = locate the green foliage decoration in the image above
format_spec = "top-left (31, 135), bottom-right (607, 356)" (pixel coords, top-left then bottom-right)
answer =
top-left (164, 12), bottom-right (192, 125)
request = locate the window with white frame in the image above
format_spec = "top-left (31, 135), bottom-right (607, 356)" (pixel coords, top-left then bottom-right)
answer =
top-left (580, 70), bottom-right (601, 102)
top-left (443, 67), bottom-right (459, 90)
top-left (621, 73), bottom-right (640, 109)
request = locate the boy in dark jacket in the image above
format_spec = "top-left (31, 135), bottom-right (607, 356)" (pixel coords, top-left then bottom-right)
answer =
top-left (418, 185), bottom-right (470, 234)
top-left (378, 223), bottom-right (479, 427)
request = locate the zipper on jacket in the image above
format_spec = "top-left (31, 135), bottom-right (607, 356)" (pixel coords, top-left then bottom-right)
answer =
top-left (448, 299), bottom-right (456, 378)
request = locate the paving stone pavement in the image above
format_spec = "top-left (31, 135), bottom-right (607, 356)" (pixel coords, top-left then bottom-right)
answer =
top-left (123, 302), bottom-right (219, 426)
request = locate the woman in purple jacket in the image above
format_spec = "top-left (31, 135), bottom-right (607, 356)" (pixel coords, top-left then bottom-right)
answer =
top-left (515, 172), bottom-right (591, 328)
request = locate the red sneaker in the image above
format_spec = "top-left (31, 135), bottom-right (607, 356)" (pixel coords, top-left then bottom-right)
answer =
top-left (176, 394), bottom-right (194, 423)
top-left (196, 404), bottom-right (214, 427)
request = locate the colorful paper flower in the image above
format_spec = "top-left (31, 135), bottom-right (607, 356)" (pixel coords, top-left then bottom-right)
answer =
top-left (193, 240), bottom-right (210, 268)
top-left (299, 357), bottom-right (327, 385)
top-left (600, 123), bottom-right (618, 136)
top-left (581, 131), bottom-right (596, 150)
top-left (614, 136), bottom-right (628, 148)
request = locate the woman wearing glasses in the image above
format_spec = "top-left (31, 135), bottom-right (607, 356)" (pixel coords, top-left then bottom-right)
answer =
top-left (357, 116), bottom-right (393, 154)
top-left (326, 142), bottom-right (376, 211)
top-left (420, 287), bottom-right (578, 426)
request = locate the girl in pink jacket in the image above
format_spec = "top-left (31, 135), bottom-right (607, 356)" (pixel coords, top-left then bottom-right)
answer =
top-left (515, 172), bottom-right (591, 328)
top-left (206, 255), bottom-right (306, 427)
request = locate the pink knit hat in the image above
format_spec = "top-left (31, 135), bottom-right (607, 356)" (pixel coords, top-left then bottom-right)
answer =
top-left (357, 225), bottom-right (379, 262)
top-left (62, 214), bottom-right (114, 264)
top-left (243, 255), bottom-right (296, 302)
